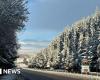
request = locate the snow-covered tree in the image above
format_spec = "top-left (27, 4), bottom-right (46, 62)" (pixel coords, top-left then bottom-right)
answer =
top-left (0, 0), bottom-right (28, 68)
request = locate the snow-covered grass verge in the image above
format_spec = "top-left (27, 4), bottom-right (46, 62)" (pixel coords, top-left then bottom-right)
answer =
top-left (23, 68), bottom-right (100, 80)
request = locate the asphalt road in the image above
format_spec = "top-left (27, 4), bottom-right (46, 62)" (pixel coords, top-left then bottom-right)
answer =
top-left (21, 69), bottom-right (80, 80)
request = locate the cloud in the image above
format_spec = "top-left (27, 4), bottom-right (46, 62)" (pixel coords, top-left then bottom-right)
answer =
top-left (29, 0), bottom-right (48, 3)
top-left (38, 0), bottom-right (47, 2)
top-left (19, 40), bottom-right (50, 48)
top-left (18, 39), bottom-right (50, 54)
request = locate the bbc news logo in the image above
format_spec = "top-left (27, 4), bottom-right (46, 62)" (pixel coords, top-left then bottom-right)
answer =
top-left (0, 68), bottom-right (21, 74)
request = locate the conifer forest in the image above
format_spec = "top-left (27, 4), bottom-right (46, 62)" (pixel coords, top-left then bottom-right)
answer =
top-left (31, 8), bottom-right (100, 73)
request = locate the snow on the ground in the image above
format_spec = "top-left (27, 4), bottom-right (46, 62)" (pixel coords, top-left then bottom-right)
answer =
top-left (23, 68), bottom-right (100, 80)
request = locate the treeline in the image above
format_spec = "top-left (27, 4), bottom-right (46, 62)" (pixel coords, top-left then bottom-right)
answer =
top-left (31, 8), bottom-right (100, 72)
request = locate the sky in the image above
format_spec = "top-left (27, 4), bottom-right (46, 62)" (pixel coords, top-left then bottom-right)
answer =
top-left (18, 0), bottom-right (100, 54)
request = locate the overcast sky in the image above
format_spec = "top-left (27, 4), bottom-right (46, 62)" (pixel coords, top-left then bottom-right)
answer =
top-left (18, 0), bottom-right (100, 54)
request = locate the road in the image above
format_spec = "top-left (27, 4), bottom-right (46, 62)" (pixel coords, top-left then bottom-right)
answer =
top-left (21, 69), bottom-right (80, 80)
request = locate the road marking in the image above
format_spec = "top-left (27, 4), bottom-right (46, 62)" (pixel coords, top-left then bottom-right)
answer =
top-left (0, 68), bottom-right (2, 74)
